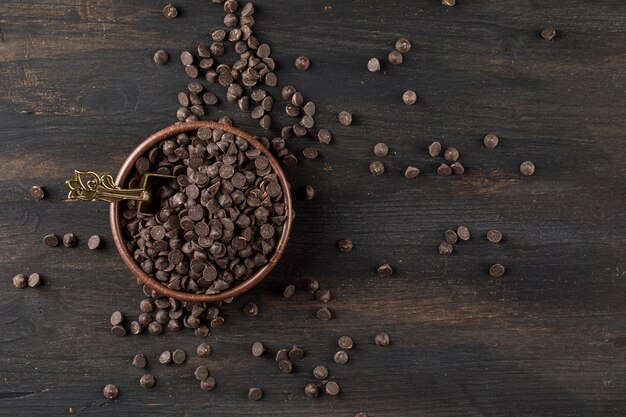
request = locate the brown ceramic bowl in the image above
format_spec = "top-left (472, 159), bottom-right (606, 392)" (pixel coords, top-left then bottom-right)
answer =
top-left (109, 121), bottom-right (293, 302)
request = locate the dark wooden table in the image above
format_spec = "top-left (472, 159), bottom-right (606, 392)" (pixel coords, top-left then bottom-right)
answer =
top-left (1, 0), bottom-right (626, 415)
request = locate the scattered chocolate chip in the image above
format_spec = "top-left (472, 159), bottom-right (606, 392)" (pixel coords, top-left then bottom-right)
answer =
top-left (248, 387), bottom-right (263, 401)
top-left (12, 274), bottom-right (27, 289)
top-left (444, 230), bottom-right (458, 245)
top-left (450, 162), bottom-right (465, 174)
top-left (315, 288), bottom-right (331, 303)
top-left (30, 186), bottom-right (45, 200)
top-left (520, 161), bottom-right (535, 176)
top-left (302, 148), bottom-right (319, 159)
top-left (252, 341), bottom-right (265, 357)
top-left (402, 90), bottom-right (417, 105)
top-left (279, 359), bottom-right (294, 373)
top-left (334, 350), bottom-right (349, 365)
top-left (483, 133), bottom-right (499, 149)
top-left (388, 50), bottom-right (403, 65)
top-left (338, 336), bottom-right (353, 350)
top-left (63, 233), bottom-right (77, 248)
top-left (325, 381), bottom-right (340, 396)
top-left (369, 161), bottom-right (385, 176)
top-left (140, 374), bottom-right (156, 389)
top-left (153, 50), bottom-right (169, 65)
top-left (103, 384), bottom-right (119, 399)
top-left (367, 58), bottom-right (381, 72)
top-left (437, 163), bottom-right (452, 176)
top-left (43, 234), bottom-right (59, 247)
top-left (200, 377), bottom-right (217, 391)
top-left (487, 229), bottom-right (503, 243)
top-left (337, 239), bottom-right (353, 253)
top-left (338, 111), bottom-right (353, 126)
top-left (305, 278), bottom-right (320, 293)
top-left (295, 55), bottom-right (311, 71)
top-left (110, 311), bottom-right (124, 326)
top-left (395, 37), bottom-right (412, 53)
top-left (316, 307), bottom-right (332, 321)
top-left (27, 273), bottom-right (41, 288)
top-left (305, 383), bottom-right (319, 398)
top-left (172, 349), bottom-right (186, 364)
top-left (283, 284), bottom-right (296, 298)
top-left (442, 0), bottom-right (456, 6)
top-left (373, 142), bottom-right (389, 157)
top-left (405, 166), bottom-right (420, 178)
top-left (275, 348), bottom-right (289, 362)
top-left (377, 263), bottom-right (393, 277)
top-left (489, 263), bottom-right (506, 277)
top-left (111, 325), bottom-right (126, 337)
top-left (374, 332), bottom-right (390, 346)
top-left (132, 353), bottom-right (147, 369)
top-left (197, 343), bottom-right (212, 358)
top-left (428, 141), bottom-right (442, 157)
top-left (162, 4), bottom-right (178, 19)
top-left (148, 321), bottom-right (163, 335)
top-left (194, 366), bottom-right (209, 381)
top-left (159, 350), bottom-right (172, 364)
top-left (313, 364), bottom-right (329, 380)
top-left (541, 28), bottom-right (557, 40)
top-left (302, 185), bottom-right (315, 201)
top-left (438, 241), bottom-right (453, 255)
top-left (444, 147), bottom-right (460, 162)
top-left (87, 235), bottom-right (101, 250)
top-left (457, 225), bottom-right (471, 241)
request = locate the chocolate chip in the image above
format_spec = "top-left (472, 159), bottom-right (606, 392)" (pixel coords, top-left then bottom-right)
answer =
top-left (103, 384), bottom-right (119, 399)
top-left (438, 241), bottom-right (453, 255)
top-left (315, 288), bottom-right (331, 303)
top-left (248, 387), bottom-right (263, 401)
top-left (487, 229), bottom-right (503, 243)
top-left (197, 343), bottom-right (212, 358)
top-left (313, 364), bottom-right (328, 380)
top-left (338, 111), bottom-right (353, 126)
top-left (395, 37), bottom-right (412, 53)
top-left (437, 163), bottom-right (452, 176)
top-left (444, 229), bottom-right (458, 245)
top-left (377, 263), bottom-right (393, 277)
top-left (541, 28), bottom-right (557, 40)
top-left (402, 90), bottom-right (417, 105)
top-left (172, 349), bottom-right (186, 364)
top-left (444, 147), bottom-right (460, 162)
top-left (148, 321), bottom-right (163, 335)
top-left (373, 143), bottom-right (389, 157)
top-left (27, 273), bottom-right (41, 288)
top-left (275, 348), bottom-right (289, 362)
top-left (457, 225), bottom-right (471, 241)
top-left (450, 162), bottom-right (465, 174)
top-left (442, 0), bottom-right (456, 6)
top-left (405, 166), bottom-right (420, 178)
top-left (489, 263), bottom-right (506, 277)
top-left (338, 336), bottom-right (353, 350)
top-left (283, 284), bottom-right (296, 298)
top-left (43, 234), bottom-right (59, 247)
top-left (305, 278), bottom-right (320, 293)
top-left (483, 133), bottom-right (499, 149)
top-left (110, 311), bottom-right (124, 326)
top-left (200, 377), bottom-right (216, 391)
top-left (12, 274), bottom-right (27, 289)
top-left (302, 185), bottom-right (315, 201)
top-left (140, 374), bottom-right (156, 389)
top-left (111, 325), bottom-right (126, 337)
top-left (132, 354), bottom-right (146, 369)
top-left (325, 381), bottom-right (340, 396)
top-left (305, 383), bottom-right (319, 398)
top-left (162, 4), bottom-right (178, 18)
top-left (316, 307), bottom-right (332, 320)
top-left (318, 129), bottom-right (332, 144)
top-left (243, 302), bottom-right (259, 317)
top-left (367, 58), bottom-right (381, 72)
top-left (194, 366), bottom-right (209, 381)
top-left (520, 161), bottom-right (535, 176)
top-left (334, 350), bottom-right (349, 365)
top-left (337, 239), bottom-right (353, 253)
top-left (374, 332), bottom-right (390, 346)
top-left (63, 233), bottom-right (77, 248)
top-left (278, 359), bottom-right (293, 373)
top-left (30, 186), bottom-right (45, 200)
top-left (87, 235), bottom-right (101, 250)
top-left (294, 55), bottom-right (310, 71)
top-left (428, 141), bottom-right (442, 157)
top-left (388, 50), bottom-right (403, 65)
top-left (252, 341), bottom-right (265, 357)
top-left (369, 161), bottom-right (385, 176)
top-left (289, 345), bottom-right (305, 360)
top-left (302, 148), bottom-right (319, 159)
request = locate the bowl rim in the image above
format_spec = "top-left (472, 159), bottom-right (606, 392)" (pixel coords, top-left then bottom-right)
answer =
top-left (109, 121), bottom-right (293, 303)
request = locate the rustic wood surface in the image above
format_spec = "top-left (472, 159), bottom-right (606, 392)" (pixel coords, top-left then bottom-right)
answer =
top-left (1, 0), bottom-right (626, 416)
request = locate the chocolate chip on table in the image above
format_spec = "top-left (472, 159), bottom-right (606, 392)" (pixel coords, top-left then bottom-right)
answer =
top-left (223, 0), bottom-right (238, 13)
top-left (313, 364), bottom-right (329, 380)
top-left (103, 384), bottom-right (119, 400)
top-left (457, 225), bottom-right (471, 241)
top-left (369, 161), bottom-right (385, 176)
top-left (402, 90), bottom-right (417, 105)
top-left (200, 377), bottom-right (216, 391)
top-left (194, 366), bottom-right (209, 381)
top-left (334, 350), bottom-right (349, 365)
top-left (315, 288), bottom-right (331, 303)
top-left (27, 273), bottom-right (42, 288)
top-left (278, 359), bottom-right (294, 373)
top-left (428, 141), bottom-right (442, 157)
top-left (444, 229), bottom-right (458, 245)
top-left (244, 302), bottom-right (259, 317)
top-left (302, 185), bottom-right (315, 201)
top-left (437, 163), bottom-right (452, 176)
top-left (63, 233), bottom-right (77, 248)
top-left (252, 341), bottom-right (265, 357)
top-left (325, 381), bottom-right (341, 396)
top-left (172, 349), bottom-right (186, 364)
top-left (373, 142), bottom-right (389, 157)
top-left (210, 316), bottom-right (225, 328)
top-left (289, 345), bottom-right (305, 360)
top-left (303, 101), bottom-right (316, 116)
top-left (305, 278), bottom-right (320, 294)
top-left (377, 263), bottom-right (393, 277)
top-left (283, 284), bottom-right (296, 298)
top-left (110, 311), bottom-right (124, 326)
top-left (395, 37), bottom-right (412, 53)
top-left (132, 353), bottom-right (147, 369)
top-left (197, 343), bottom-right (212, 358)
top-left (367, 58), bottom-right (381, 72)
top-left (294, 55), bottom-right (311, 71)
top-left (302, 148), bottom-right (319, 159)
top-left (275, 348), bottom-right (289, 362)
top-left (43, 234), bottom-right (59, 247)
top-left (520, 160), bottom-right (536, 176)
top-left (194, 325), bottom-right (210, 338)
top-left (140, 374), bottom-right (156, 389)
top-left (87, 235), bottom-right (101, 250)
top-left (338, 336), bottom-right (353, 350)
top-left (489, 263), bottom-right (506, 278)
top-left (12, 274), bottom-right (27, 289)
top-left (318, 129), bottom-right (332, 144)
top-left (162, 4), bottom-right (178, 18)
top-left (305, 383), bottom-right (319, 398)
top-left (159, 350), bottom-right (172, 364)
top-left (404, 166), bottom-right (420, 178)
top-left (338, 111), bottom-right (353, 126)
top-left (444, 147), bottom-right (460, 162)
top-left (438, 241), bottom-right (453, 255)
top-left (450, 162), bottom-right (465, 174)
top-left (487, 229), bottom-right (503, 243)
top-left (337, 239), bottom-right (353, 253)
top-left (148, 321), bottom-right (163, 335)
top-left (153, 49), bottom-right (169, 65)
top-left (541, 28), bottom-right (557, 40)
top-left (111, 325), bottom-right (126, 337)
top-left (388, 50), bottom-right (403, 65)
top-left (248, 387), bottom-right (263, 401)
top-left (30, 185), bottom-right (45, 200)
top-left (374, 332), bottom-right (390, 346)
top-left (442, 0), bottom-right (456, 6)
top-left (483, 133), bottom-right (499, 149)
top-left (316, 307), bottom-right (332, 321)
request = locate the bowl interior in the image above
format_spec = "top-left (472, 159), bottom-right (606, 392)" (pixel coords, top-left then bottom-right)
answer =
top-left (109, 121), bottom-right (293, 303)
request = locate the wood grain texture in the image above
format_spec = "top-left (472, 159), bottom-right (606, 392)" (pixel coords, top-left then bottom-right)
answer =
top-left (1, 0), bottom-right (626, 416)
